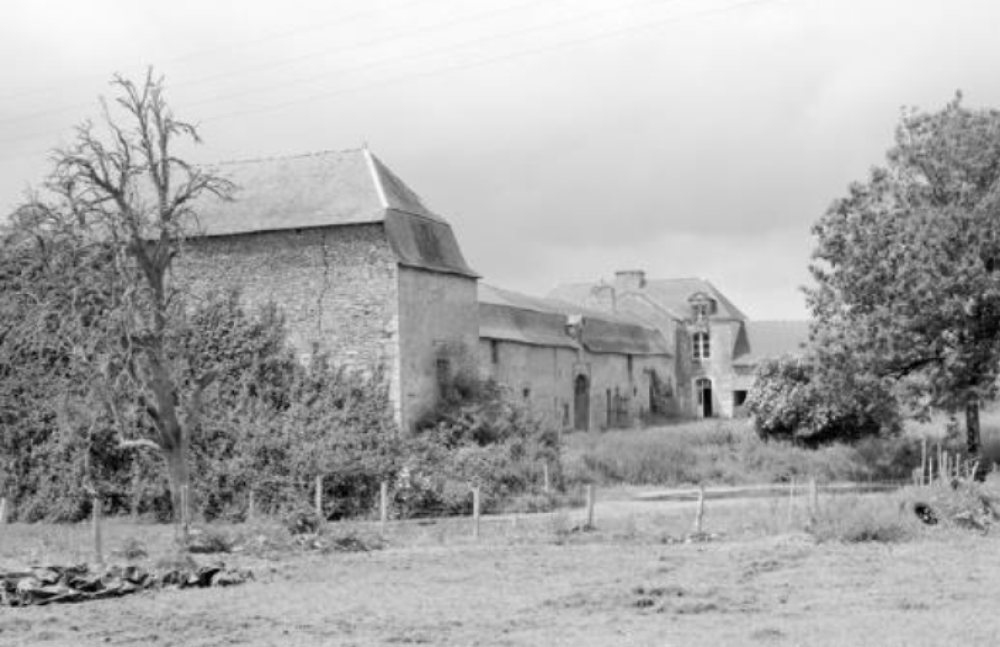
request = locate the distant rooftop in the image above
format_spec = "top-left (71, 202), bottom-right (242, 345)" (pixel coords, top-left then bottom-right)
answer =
top-left (479, 283), bottom-right (670, 356)
top-left (549, 275), bottom-right (748, 321)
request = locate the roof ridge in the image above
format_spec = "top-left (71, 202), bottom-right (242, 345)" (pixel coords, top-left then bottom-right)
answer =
top-left (211, 148), bottom-right (365, 167)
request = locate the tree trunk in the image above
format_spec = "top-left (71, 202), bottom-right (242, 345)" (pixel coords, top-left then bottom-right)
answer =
top-left (165, 438), bottom-right (190, 542)
top-left (966, 399), bottom-right (981, 457)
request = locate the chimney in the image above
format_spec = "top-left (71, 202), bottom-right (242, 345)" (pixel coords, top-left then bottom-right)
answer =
top-left (614, 269), bottom-right (646, 293)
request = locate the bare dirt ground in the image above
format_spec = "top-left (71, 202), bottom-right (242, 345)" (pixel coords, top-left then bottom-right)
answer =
top-left (3, 495), bottom-right (999, 647)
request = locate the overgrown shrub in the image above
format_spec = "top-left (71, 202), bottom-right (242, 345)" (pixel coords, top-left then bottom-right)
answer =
top-left (394, 374), bottom-right (561, 517)
top-left (565, 419), bottom-right (924, 487)
top-left (746, 356), bottom-right (899, 446)
top-left (0, 288), bottom-right (401, 522)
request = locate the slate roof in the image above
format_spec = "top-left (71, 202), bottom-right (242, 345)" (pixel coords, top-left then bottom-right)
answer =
top-left (478, 284), bottom-right (670, 356)
top-left (733, 320), bottom-right (812, 366)
top-left (192, 149), bottom-right (477, 277)
top-left (548, 277), bottom-right (748, 321)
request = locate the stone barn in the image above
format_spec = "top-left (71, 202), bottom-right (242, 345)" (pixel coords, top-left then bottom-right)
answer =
top-left (177, 149), bottom-right (479, 430)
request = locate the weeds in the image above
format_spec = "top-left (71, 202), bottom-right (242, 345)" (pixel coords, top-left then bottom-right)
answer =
top-left (565, 419), bottom-right (928, 487)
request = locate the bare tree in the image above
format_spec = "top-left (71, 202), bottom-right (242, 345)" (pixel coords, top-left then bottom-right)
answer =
top-left (11, 69), bottom-right (234, 530)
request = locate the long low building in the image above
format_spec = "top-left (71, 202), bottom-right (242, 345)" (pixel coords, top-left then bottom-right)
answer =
top-left (185, 148), bottom-right (809, 430)
top-left (478, 284), bottom-right (674, 430)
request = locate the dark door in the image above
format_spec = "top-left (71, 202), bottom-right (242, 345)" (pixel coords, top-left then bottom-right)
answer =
top-left (696, 378), bottom-right (713, 418)
top-left (574, 374), bottom-right (590, 431)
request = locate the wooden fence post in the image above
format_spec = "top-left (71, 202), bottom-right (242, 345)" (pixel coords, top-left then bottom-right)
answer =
top-left (786, 478), bottom-right (797, 529)
top-left (472, 486), bottom-right (481, 540)
top-left (693, 484), bottom-right (705, 535)
top-left (586, 484), bottom-right (596, 529)
top-left (920, 437), bottom-right (928, 486)
top-left (92, 493), bottom-right (104, 565)
top-left (379, 482), bottom-right (389, 535)
top-left (0, 497), bottom-right (7, 525)
top-left (248, 490), bottom-right (256, 522)
top-left (543, 462), bottom-right (551, 494)
top-left (808, 478), bottom-right (818, 522)
top-left (180, 485), bottom-right (190, 543)
top-left (314, 475), bottom-right (323, 521)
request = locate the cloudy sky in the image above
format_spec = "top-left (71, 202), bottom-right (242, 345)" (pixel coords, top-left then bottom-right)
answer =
top-left (1, 0), bottom-right (998, 319)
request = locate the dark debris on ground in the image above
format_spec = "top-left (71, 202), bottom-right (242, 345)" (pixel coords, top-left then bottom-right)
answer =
top-left (0, 561), bottom-right (253, 607)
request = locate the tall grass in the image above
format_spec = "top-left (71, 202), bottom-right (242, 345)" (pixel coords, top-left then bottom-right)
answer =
top-left (564, 419), bottom-right (933, 487)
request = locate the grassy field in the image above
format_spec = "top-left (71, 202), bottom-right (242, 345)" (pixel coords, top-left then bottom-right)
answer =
top-left (3, 483), bottom-right (1000, 647)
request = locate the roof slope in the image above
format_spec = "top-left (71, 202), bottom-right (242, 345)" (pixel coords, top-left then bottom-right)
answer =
top-left (479, 284), bottom-right (670, 356)
top-left (192, 149), bottom-right (476, 277)
top-left (548, 277), bottom-right (747, 321)
top-left (734, 320), bottom-right (811, 365)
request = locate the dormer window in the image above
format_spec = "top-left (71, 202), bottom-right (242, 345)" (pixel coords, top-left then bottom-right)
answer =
top-left (693, 332), bottom-right (711, 360)
top-left (688, 293), bottom-right (716, 321)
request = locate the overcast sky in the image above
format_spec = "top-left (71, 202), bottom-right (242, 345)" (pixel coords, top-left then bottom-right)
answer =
top-left (2, 0), bottom-right (998, 319)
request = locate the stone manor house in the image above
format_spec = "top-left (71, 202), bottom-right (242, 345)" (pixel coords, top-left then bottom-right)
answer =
top-left (181, 149), bottom-right (808, 431)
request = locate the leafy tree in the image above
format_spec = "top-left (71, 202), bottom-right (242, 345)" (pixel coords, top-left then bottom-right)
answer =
top-left (5, 70), bottom-right (233, 526)
top-left (809, 93), bottom-right (1000, 456)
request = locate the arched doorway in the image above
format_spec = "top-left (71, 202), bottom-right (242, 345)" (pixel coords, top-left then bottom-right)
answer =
top-left (695, 378), bottom-right (713, 418)
top-left (574, 374), bottom-right (590, 431)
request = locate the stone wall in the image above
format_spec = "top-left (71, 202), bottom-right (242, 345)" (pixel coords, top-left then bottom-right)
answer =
top-left (676, 320), bottom-right (743, 418)
top-left (397, 266), bottom-right (479, 430)
top-left (480, 339), bottom-right (674, 431)
top-left (175, 224), bottom-right (403, 420)
top-left (479, 340), bottom-right (578, 428)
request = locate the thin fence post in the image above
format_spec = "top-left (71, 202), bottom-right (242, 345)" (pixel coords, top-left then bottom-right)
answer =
top-left (315, 475), bottom-right (323, 521)
top-left (586, 484), bottom-right (596, 529)
top-left (0, 497), bottom-right (6, 525)
top-left (787, 477), bottom-right (796, 529)
top-left (180, 485), bottom-right (190, 544)
top-left (920, 437), bottom-right (928, 486)
top-left (380, 481), bottom-right (389, 535)
top-left (92, 493), bottom-right (103, 566)
top-left (472, 486), bottom-right (481, 540)
top-left (543, 462), bottom-right (551, 494)
top-left (808, 477), bottom-right (818, 524)
top-left (693, 484), bottom-right (705, 535)
top-left (937, 444), bottom-right (943, 483)
top-left (248, 490), bottom-right (256, 522)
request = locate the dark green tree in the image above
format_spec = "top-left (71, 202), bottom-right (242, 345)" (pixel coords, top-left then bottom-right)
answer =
top-left (809, 93), bottom-right (1000, 456)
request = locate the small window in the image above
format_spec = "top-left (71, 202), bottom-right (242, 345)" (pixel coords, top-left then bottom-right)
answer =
top-left (435, 358), bottom-right (451, 385)
top-left (627, 354), bottom-right (634, 379)
top-left (733, 390), bottom-right (748, 407)
top-left (490, 340), bottom-right (500, 365)
top-left (693, 332), bottom-right (711, 360)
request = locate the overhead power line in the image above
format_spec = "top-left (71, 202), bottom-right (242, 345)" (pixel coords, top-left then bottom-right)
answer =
top-left (0, 0), bottom-right (571, 127)
top-left (199, 0), bottom-right (792, 124)
top-left (0, 0), bottom-right (795, 164)
top-left (0, 0), bottom-right (443, 104)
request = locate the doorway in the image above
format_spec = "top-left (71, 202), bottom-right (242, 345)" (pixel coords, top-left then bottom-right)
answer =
top-left (574, 374), bottom-right (590, 431)
top-left (695, 378), bottom-right (713, 418)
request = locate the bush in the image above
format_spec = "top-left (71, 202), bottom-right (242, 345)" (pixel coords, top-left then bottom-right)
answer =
top-left (393, 374), bottom-right (561, 517)
top-left (746, 356), bottom-right (899, 446)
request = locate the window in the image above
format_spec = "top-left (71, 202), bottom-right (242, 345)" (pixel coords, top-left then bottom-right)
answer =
top-left (435, 358), bottom-right (451, 385)
top-left (522, 387), bottom-right (531, 399)
top-left (627, 354), bottom-right (634, 379)
top-left (490, 340), bottom-right (500, 365)
top-left (733, 390), bottom-right (748, 407)
top-left (692, 332), bottom-right (710, 360)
